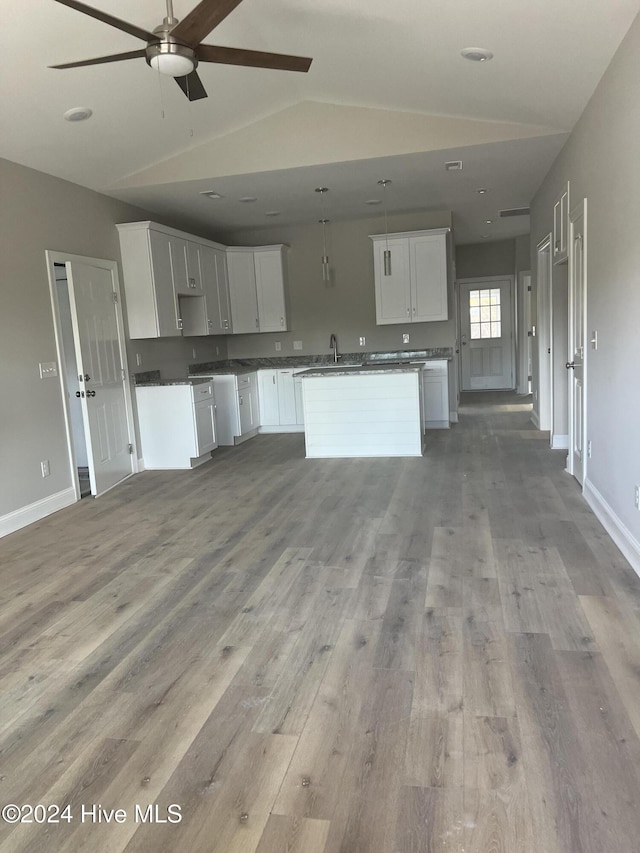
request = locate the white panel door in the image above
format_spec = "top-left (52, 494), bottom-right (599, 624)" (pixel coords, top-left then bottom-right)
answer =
top-left (568, 202), bottom-right (586, 484)
top-left (459, 278), bottom-right (514, 391)
top-left (66, 261), bottom-right (134, 496)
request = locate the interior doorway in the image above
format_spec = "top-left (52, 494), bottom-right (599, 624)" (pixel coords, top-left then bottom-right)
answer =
top-left (536, 236), bottom-right (553, 433)
top-left (458, 276), bottom-right (515, 391)
top-left (516, 270), bottom-right (532, 395)
top-left (46, 251), bottom-right (137, 500)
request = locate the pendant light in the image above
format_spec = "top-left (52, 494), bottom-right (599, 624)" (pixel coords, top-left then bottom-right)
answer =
top-left (378, 179), bottom-right (392, 276)
top-left (315, 187), bottom-right (331, 281)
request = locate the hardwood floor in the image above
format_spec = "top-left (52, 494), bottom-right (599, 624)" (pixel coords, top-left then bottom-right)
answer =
top-left (2, 391), bottom-right (640, 851)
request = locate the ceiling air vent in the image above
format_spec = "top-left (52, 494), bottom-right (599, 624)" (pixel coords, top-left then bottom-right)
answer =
top-left (445, 160), bottom-right (463, 171)
top-left (499, 207), bottom-right (530, 218)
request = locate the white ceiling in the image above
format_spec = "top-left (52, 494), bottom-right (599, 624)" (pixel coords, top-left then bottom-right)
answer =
top-left (2, 0), bottom-right (639, 243)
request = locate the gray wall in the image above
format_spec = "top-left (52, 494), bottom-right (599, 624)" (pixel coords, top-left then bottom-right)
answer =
top-left (455, 239), bottom-right (517, 280)
top-left (0, 158), bottom-right (226, 519)
top-left (530, 10), bottom-right (640, 541)
top-left (220, 211), bottom-right (455, 359)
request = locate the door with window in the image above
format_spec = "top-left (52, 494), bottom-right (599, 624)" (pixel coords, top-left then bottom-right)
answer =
top-left (459, 277), bottom-right (514, 390)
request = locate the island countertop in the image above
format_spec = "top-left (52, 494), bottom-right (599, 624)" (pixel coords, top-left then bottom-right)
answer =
top-left (296, 363), bottom-right (424, 378)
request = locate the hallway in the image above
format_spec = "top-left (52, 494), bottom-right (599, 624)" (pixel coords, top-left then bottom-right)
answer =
top-left (1, 393), bottom-right (640, 851)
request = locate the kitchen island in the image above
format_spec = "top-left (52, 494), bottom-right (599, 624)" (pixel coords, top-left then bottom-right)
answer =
top-left (297, 363), bottom-right (424, 458)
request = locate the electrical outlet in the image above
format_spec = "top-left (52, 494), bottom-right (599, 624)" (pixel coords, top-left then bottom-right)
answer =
top-left (39, 362), bottom-right (58, 378)
top-left (359, 336), bottom-right (366, 346)
top-left (135, 353), bottom-right (142, 367)
top-left (402, 333), bottom-right (410, 344)
top-left (635, 485), bottom-right (640, 510)
top-left (293, 340), bottom-right (303, 351)
top-left (587, 440), bottom-right (592, 458)
top-left (275, 341), bottom-right (282, 352)
top-left (591, 330), bottom-right (598, 350)
top-left (41, 460), bottom-right (50, 478)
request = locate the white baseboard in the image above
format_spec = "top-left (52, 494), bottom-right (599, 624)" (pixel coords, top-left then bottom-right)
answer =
top-left (530, 409), bottom-right (540, 429)
top-left (258, 425), bottom-right (305, 434)
top-left (0, 487), bottom-right (76, 539)
top-left (583, 478), bottom-right (640, 578)
top-left (450, 412), bottom-right (459, 424)
top-left (137, 457), bottom-right (145, 472)
top-left (551, 433), bottom-right (569, 450)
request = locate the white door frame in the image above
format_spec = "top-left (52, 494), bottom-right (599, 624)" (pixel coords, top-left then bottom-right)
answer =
top-left (536, 235), bottom-right (553, 433)
top-left (516, 270), bottom-right (532, 395)
top-left (45, 250), bottom-right (138, 501)
top-left (566, 199), bottom-right (588, 485)
top-left (456, 275), bottom-right (516, 391)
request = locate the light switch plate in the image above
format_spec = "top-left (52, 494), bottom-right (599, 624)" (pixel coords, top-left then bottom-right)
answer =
top-left (275, 341), bottom-right (282, 351)
top-left (359, 337), bottom-right (366, 346)
top-left (293, 340), bottom-right (303, 350)
top-left (39, 361), bottom-right (58, 378)
top-left (402, 333), bottom-right (410, 344)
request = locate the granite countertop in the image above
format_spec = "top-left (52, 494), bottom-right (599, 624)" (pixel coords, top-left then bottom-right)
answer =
top-left (133, 370), bottom-right (211, 387)
top-left (296, 363), bottom-right (425, 378)
top-left (188, 348), bottom-right (453, 376)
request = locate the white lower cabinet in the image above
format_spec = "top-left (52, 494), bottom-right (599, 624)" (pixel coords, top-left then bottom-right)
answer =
top-left (422, 360), bottom-right (450, 429)
top-left (135, 382), bottom-right (217, 469)
top-left (199, 373), bottom-right (259, 445)
top-left (258, 369), bottom-right (304, 432)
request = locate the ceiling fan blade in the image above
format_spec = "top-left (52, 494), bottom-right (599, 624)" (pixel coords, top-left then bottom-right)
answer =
top-left (51, 0), bottom-right (156, 43)
top-left (197, 44), bottom-right (312, 73)
top-left (170, 0), bottom-right (246, 47)
top-left (50, 49), bottom-right (147, 69)
top-left (175, 70), bottom-right (208, 101)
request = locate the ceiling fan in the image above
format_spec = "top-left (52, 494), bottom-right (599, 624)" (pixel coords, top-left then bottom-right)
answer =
top-left (49, 0), bottom-right (313, 101)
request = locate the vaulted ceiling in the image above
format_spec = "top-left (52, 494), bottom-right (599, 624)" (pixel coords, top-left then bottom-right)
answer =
top-left (2, 0), bottom-right (639, 242)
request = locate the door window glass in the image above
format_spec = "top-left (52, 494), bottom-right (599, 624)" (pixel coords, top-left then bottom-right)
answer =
top-left (469, 289), bottom-right (502, 339)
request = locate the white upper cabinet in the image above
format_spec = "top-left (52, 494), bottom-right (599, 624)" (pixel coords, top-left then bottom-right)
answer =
top-left (227, 245), bottom-right (288, 334)
top-left (117, 222), bottom-right (286, 339)
top-left (370, 228), bottom-right (450, 325)
top-left (200, 245), bottom-right (232, 335)
top-left (255, 247), bottom-right (288, 332)
top-left (117, 224), bottom-right (181, 338)
top-left (227, 250), bottom-right (259, 334)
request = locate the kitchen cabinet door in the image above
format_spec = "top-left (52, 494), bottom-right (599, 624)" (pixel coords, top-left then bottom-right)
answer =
top-left (411, 232), bottom-right (448, 322)
top-left (201, 246), bottom-right (232, 335)
top-left (258, 370), bottom-right (279, 425)
top-left (373, 237), bottom-right (411, 324)
top-left (422, 362), bottom-right (450, 428)
top-left (255, 248), bottom-right (287, 332)
top-left (277, 369), bottom-right (297, 424)
top-left (194, 398), bottom-right (217, 454)
top-left (227, 250), bottom-right (259, 334)
top-left (294, 375), bottom-right (304, 425)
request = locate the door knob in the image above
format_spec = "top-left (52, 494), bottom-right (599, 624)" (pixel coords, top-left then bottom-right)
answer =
top-left (565, 361), bottom-right (575, 369)
top-left (75, 391), bottom-right (82, 397)
top-left (87, 390), bottom-right (96, 397)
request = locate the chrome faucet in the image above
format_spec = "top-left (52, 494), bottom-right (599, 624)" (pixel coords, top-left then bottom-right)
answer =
top-left (329, 333), bottom-right (341, 363)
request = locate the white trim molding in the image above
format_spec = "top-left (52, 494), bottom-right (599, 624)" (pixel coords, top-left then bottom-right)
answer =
top-left (0, 488), bottom-right (76, 539)
top-left (450, 411), bottom-right (459, 424)
top-left (584, 478), bottom-right (640, 578)
top-left (551, 434), bottom-right (569, 450)
top-left (530, 409), bottom-right (540, 429)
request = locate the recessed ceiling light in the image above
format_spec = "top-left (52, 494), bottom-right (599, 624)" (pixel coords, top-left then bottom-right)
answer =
top-left (481, 234), bottom-right (490, 238)
top-left (461, 47), bottom-right (494, 62)
top-left (485, 219), bottom-right (493, 224)
top-left (445, 160), bottom-right (463, 171)
top-left (199, 190), bottom-right (224, 199)
top-left (365, 199), bottom-right (382, 205)
top-left (63, 107), bottom-right (92, 122)
top-left (476, 188), bottom-right (489, 195)
top-left (264, 211), bottom-right (281, 217)
top-left (238, 196), bottom-right (258, 203)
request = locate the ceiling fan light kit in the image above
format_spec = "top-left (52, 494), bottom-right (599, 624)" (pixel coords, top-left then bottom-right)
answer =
top-left (50, 0), bottom-right (313, 101)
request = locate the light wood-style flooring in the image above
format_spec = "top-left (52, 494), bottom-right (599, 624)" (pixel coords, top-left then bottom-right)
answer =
top-left (2, 392), bottom-right (640, 852)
